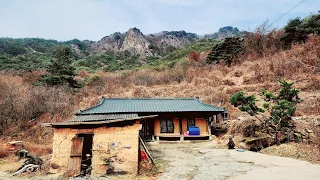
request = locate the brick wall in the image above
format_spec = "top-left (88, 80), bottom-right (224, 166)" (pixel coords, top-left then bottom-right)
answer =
top-left (51, 120), bottom-right (140, 177)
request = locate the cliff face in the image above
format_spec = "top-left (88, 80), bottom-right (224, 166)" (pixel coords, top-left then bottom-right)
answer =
top-left (90, 28), bottom-right (198, 57)
top-left (121, 28), bottom-right (152, 55)
top-left (89, 26), bottom-right (243, 57)
top-left (91, 31), bottom-right (125, 53)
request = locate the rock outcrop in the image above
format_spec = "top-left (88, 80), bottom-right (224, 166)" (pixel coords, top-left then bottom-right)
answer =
top-left (90, 28), bottom-right (198, 57)
top-left (89, 26), bottom-right (244, 57)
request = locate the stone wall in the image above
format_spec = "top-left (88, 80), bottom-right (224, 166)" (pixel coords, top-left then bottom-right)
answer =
top-left (51, 120), bottom-right (140, 177)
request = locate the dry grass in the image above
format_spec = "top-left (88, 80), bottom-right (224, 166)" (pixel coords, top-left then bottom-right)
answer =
top-left (258, 116), bottom-right (320, 163)
top-left (228, 118), bottom-right (262, 136)
top-left (0, 157), bottom-right (21, 173)
top-left (261, 143), bottom-right (320, 164)
top-left (24, 142), bottom-right (52, 156)
top-left (0, 143), bottom-right (9, 158)
top-left (0, 29), bottom-right (319, 154)
top-left (0, 75), bottom-right (75, 136)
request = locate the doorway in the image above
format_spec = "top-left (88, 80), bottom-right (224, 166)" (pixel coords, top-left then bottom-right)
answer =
top-left (77, 134), bottom-right (93, 175)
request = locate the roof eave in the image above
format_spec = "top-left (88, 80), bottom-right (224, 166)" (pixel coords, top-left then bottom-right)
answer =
top-left (41, 115), bottom-right (158, 128)
top-left (77, 109), bottom-right (226, 115)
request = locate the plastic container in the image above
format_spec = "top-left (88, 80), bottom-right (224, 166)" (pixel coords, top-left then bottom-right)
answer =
top-left (188, 126), bottom-right (200, 135)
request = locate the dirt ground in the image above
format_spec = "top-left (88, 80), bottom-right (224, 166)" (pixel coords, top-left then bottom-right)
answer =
top-left (148, 141), bottom-right (320, 180)
top-left (1, 141), bottom-right (319, 180)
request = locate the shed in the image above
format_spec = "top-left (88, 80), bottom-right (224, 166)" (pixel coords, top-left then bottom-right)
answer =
top-left (43, 114), bottom-right (156, 177)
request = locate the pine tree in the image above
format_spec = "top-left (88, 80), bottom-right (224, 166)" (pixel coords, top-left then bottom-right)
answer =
top-left (206, 37), bottom-right (244, 67)
top-left (230, 80), bottom-right (301, 145)
top-left (40, 46), bottom-right (80, 87)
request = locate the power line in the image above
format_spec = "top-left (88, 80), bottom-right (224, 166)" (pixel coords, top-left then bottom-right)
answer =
top-left (268, 0), bottom-right (307, 28)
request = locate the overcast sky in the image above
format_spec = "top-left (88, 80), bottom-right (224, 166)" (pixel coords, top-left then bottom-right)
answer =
top-left (0, 0), bottom-right (319, 41)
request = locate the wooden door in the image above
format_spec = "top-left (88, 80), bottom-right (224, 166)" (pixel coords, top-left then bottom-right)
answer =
top-left (67, 136), bottom-right (83, 176)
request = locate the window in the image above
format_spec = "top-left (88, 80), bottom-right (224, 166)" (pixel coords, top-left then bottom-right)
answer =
top-left (187, 119), bottom-right (195, 129)
top-left (160, 119), bottom-right (174, 133)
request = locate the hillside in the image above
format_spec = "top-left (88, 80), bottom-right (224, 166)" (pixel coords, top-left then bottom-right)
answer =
top-left (0, 13), bottom-right (319, 164)
top-left (0, 26), bottom-right (243, 72)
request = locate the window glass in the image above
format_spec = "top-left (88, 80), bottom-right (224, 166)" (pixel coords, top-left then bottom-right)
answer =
top-left (160, 119), bottom-right (174, 133)
top-left (187, 119), bottom-right (195, 129)
top-left (160, 120), bottom-right (167, 133)
top-left (167, 119), bottom-right (174, 133)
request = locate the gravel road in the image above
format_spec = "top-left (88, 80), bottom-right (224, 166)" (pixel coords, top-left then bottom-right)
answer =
top-left (148, 141), bottom-right (320, 180)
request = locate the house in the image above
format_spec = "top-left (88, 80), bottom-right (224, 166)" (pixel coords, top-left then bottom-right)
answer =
top-left (43, 97), bottom-right (226, 177)
top-left (77, 97), bottom-right (226, 141)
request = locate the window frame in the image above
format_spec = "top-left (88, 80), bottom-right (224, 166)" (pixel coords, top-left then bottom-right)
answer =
top-left (160, 119), bottom-right (174, 133)
top-left (187, 119), bottom-right (195, 129)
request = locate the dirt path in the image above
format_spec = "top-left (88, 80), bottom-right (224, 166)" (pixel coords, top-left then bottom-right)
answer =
top-left (1, 141), bottom-right (319, 180)
top-left (148, 141), bottom-right (320, 180)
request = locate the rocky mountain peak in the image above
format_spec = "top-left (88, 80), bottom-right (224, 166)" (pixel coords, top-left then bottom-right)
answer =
top-left (89, 26), bottom-right (243, 58)
top-left (122, 27), bottom-right (151, 55)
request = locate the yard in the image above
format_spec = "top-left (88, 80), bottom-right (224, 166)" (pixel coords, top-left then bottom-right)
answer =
top-left (148, 141), bottom-right (320, 180)
top-left (0, 140), bottom-right (319, 180)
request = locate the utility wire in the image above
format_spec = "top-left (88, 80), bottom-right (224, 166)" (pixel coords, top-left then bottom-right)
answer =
top-left (268, 0), bottom-right (307, 28)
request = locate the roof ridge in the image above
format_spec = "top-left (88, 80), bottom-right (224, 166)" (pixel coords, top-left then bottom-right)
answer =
top-left (195, 98), bottom-right (225, 110)
top-left (77, 97), bottom-right (105, 114)
top-left (77, 97), bottom-right (226, 115)
top-left (102, 97), bottom-right (198, 100)
top-left (201, 103), bottom-right (225, 110)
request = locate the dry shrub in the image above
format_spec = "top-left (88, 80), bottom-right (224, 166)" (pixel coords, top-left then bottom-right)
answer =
top-left (23, 69), bottom-right (46, 84)
top-left (262, 116), bottom-right (320, 163)
top-left (0, 143), bottom-right (9, 158)
top-left (82, 70), bottom-right (133, 95)
top-left (133, 86), bottom-right (152, 98)
top-left (229, 118), bottom-right (262, 136)
top-left (185, 68), bottom-right (202, 83)
top-left (297, 96), bottom-right (320, 115)
top-left (289, 35), bottom-right (320, 69)
top-left (133, 65), bottom-right (186, 86)
top-left (160, 66), bottom-right (185, 84)
top-left (186, 67), bottom-right (222, 86)
top-left (241, 26), bottom-right (319, 85)
top-left (212, 64), bottom-right (230, 76)
top-left (222, 79), bottom-right (235, 86)
top-left (226, 87), bottom-right (242, 95)
top-left (24, 142), bottom-right (52, 156)
top-left (261, 143), bottom-right (320, 163)
top-left (77, 70), bottom-right (89, 77)
top-left (233, 70), bottom-right (243, 77)
top-left (0, 75), bottom-right (75, 136)
top-left (300, 76), bottom-right (320, 91)
top-left (243, 21), bottom-right (284, 60)
top-left (188, 50), bottom-right (200, 62)
top-left (134, 69), bottom-right (156, 86)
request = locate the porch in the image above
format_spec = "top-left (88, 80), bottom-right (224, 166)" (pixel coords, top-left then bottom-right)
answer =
top-left (154, 134), bottom-right (211, 141)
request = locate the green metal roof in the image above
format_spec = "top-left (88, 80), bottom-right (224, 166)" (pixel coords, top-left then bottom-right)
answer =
top-left (77, 98), bottom-right (225, 115)
top-left (70, 114), bottom-right (139, 122)
top-left (42, 115), bottom-right (158, 127)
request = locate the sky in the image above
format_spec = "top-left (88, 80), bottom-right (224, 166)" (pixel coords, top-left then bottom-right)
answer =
top-left (0, 0), bottom-right (319, 41)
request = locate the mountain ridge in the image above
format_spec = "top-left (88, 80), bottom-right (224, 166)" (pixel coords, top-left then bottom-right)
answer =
top-left (0, 26), bottom-right (244, 58)
top-left (89, 26), bottom-right (243, 57)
